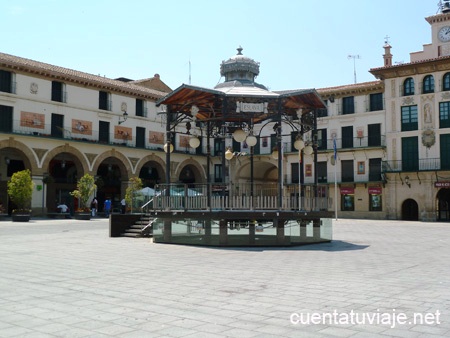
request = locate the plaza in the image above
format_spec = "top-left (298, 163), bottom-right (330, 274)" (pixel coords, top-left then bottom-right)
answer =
top-left (0, 218), bottom-right (448, 337)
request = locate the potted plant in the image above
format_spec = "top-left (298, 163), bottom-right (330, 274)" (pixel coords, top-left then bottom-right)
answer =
top-left (70, 173), bottom-right (96, 220)
top-left (7, 169), bottom-right (34, 222)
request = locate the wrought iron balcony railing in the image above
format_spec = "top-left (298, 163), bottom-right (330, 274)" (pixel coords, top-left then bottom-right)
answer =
top-left (382, 158), bottom-right (447, 172)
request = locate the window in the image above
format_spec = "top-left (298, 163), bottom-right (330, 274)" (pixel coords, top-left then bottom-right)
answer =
top-left (402, 137), bottom-right (418, 171)
top-left (317, 161), bottom-right (327, 183)
top-left (369, 93), bottom-right (383, 111)
top-left (422, 75), bottom-right (434, 94)
top-left (341, 160), bottom-right (354, 182)
top-left (342, 126), bottom-right (353, 148)
top-left (136, 99), bottom-right (145, 117)
top-left (369, 194), bottom-right (382, 211)
top-left (214, 164), bottom-right (222, 182)
top-left (342, 96), bottom-right (355, 114)
top-left (443, 73), bottom-right (450, 91)
top-left (369, 158), bottom-right (382, 181)
top-left (439, 102), bottom-right (450, 129)
top-left (368, 123), bottom-right (381, 146)
top-left (403, 77), bottom-right (415, 96)
top-left (341, 194), bottom-right (354, 211)
top-left (401, 105), bottom-right (418, 131)
top-left (99, 91), bottom-right (110, 110)
top-left (0, 70), bottom-right (13, 93)
top-left (51, 81), bottom-right (65, 102)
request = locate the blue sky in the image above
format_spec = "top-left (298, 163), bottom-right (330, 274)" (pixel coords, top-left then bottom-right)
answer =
top-left (1, 0), bottom-right (438, 91)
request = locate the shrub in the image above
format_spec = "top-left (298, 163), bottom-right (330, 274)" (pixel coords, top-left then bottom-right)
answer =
top-left (7, 169), bottom-right (34, 213)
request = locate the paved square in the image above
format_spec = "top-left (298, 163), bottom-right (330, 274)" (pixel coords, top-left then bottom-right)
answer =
top-left (0, 218), bottom-right (448, 337)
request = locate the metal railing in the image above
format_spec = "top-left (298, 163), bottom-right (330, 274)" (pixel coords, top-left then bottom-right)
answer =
top-left (140, 183), bottom-right (331, 212)
top-left (382, 158), bottom-right (445, 172)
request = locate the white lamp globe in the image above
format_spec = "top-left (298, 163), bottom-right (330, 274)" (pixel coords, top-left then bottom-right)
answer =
top-left (271, 149), bottom-right (279, 160)
top-left (232, 129), bottom-right (247, 142)
top-left (294, 139), bottom-right (305, 150)
top-left (246, 135), bottom-right (257, 147)
top-left (189, 136), bottom-right (200, 148)
top-left (164, 143), bottom-right (174, 153)
top-left (225, 148), bottom-right (234, 160)
top-left (304, 145), bottom-right (313, 155)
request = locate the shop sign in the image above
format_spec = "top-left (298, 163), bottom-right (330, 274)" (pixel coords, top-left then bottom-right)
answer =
top-left (340, 187), bottom-right (354, 194)
top-left (368, 186), bottom-right (382, 194)
top-left (435, 181), bottom-right (450, 188)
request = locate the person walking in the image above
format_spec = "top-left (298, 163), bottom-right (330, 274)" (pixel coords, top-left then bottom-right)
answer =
top-left (104, 198), bottom-right (111, 218)
top-left (120, 198), bottom-right (126, 214)
top-left (91, 197), bottom-right (98, 217)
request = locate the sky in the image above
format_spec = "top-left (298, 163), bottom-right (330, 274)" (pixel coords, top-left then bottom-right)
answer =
top-left (0, 0), bottom-right (441, 92)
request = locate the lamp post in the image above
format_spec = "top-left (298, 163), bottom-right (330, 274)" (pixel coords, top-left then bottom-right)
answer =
top-left (294, 136), bottom-right (305, 210)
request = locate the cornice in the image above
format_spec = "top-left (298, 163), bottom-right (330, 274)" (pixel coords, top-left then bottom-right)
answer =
top-left (370, 56), bottom-right (450, 79)
top-left (317, 81), bottom-right (384, 99)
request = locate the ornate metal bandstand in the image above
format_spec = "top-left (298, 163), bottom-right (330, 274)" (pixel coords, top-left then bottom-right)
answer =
top-left (152, 47), bottom-right (333, 246)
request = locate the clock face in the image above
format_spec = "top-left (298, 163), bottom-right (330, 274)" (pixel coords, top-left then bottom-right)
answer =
top-left (439, 26), bottom-right (450, 42)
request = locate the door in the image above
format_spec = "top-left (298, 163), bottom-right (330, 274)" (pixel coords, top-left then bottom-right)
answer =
top-left (136, 127), bottom-right (145, 148)
top-left (402, 137), bottom-right (418, 171)
top-left (0, 105), bottom-right (13, 132)
top-left (441, 134), bottom-right (450, 170)
top-left (99, 121), bottom-right (110, 144)
top-left (368, 123), bottom-right (381, 146)
top-left (51, 113), bottom-right (64, 138)
top-left (342, 126), bottom-right (353, 148)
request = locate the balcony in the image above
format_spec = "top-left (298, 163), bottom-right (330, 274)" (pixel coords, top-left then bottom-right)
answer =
top-left (382, 158), bottom-right (447, 172)
top-left (0, 119), bottom-right (200, 155)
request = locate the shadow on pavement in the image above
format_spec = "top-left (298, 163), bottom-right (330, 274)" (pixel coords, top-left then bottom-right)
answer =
top-left (203, 240), bottom-right (369, 252)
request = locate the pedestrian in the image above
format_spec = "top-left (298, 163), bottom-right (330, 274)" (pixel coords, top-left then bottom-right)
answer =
top-left (104, 198), bottom-right (111, 218)
top-left (120, 198), bottom-right (126, 214)
top-left (91, 197), bottom-right (98, 217)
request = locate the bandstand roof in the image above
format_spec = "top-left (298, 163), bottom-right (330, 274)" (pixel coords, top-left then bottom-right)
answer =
top-left (156, 83), bottom-right (325, 124)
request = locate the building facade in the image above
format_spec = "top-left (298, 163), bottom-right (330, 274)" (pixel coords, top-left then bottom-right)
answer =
top-left (371, 5), bottom-right (450, 221)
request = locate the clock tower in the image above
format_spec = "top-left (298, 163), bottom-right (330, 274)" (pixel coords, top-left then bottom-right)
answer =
top-left (427, 0), bottom-right (450, 57)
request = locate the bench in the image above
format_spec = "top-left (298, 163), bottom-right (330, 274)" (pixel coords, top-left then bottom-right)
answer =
top-left (47, 212), bottom-right (71, 219)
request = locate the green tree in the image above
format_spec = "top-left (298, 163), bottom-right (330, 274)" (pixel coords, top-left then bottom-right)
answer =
top-left (125, 177), bottom-right (143, 213)
top-left (70, 173), bottom-right (96, 211)
top-left (7, 169), bottom-right (34, 212)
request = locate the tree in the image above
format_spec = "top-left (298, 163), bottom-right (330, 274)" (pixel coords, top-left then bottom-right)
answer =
top-left (70, 173), bottom-right (96, 212)
top-left (125, 177), bottom-right (143, 213)
top-left (7, 169), bottom-right (34, 213)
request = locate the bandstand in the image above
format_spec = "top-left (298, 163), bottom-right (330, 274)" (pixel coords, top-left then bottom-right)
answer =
top-left (151, 47), bottom-right (333, 246)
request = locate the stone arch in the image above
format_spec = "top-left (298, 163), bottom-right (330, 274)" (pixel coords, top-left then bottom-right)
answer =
top-left (0, 139), bottom-right (35, 172)
top-left (92, 149), bottom-right (132, 180)
top-left (135, 154), bottom-right (166, 177)
top-left (174, 158), bottom-right (206, 184)
top-left (41, 144), bottom-right (89, 176)
top-left (135, 153), bottom-right (166, 186)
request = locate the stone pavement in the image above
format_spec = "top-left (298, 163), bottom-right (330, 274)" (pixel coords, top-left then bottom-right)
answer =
top-left (0, 217), bottom-right (448, 337)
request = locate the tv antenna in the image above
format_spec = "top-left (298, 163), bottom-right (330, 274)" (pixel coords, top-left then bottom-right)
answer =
top-left (348, 55), bottom-right (361, 84)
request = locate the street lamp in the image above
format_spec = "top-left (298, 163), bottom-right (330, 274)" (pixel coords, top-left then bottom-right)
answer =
top-left (118, 111), bottom-right (128, 125)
